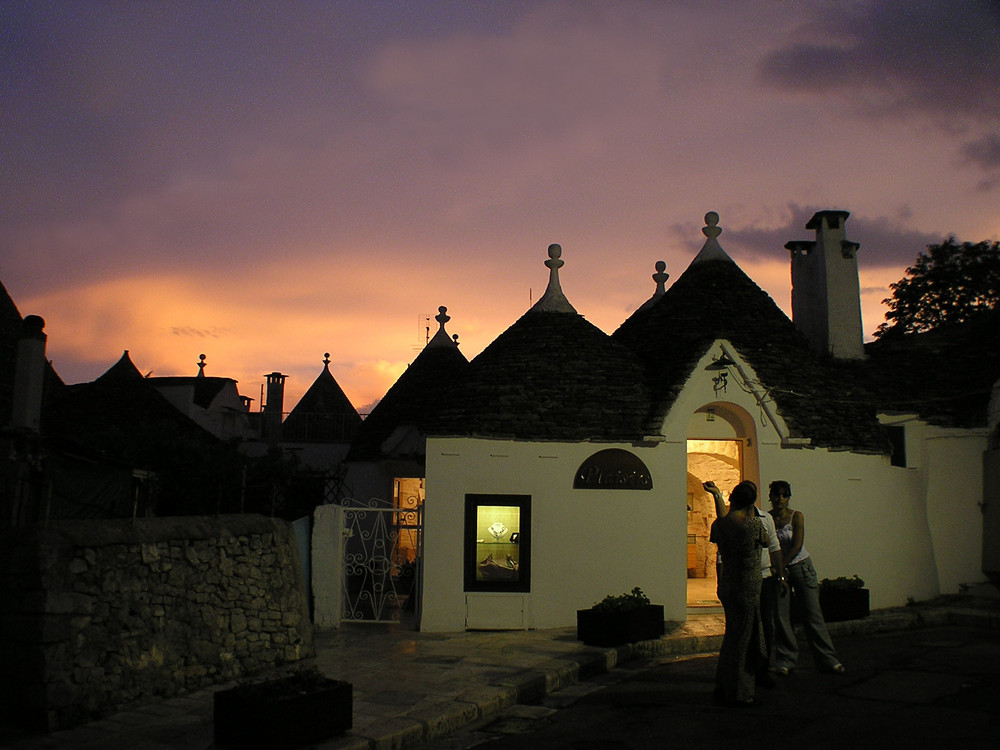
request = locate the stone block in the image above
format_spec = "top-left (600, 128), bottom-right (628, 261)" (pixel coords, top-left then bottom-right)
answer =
top-left (44, 591), bottom-right (96, 615)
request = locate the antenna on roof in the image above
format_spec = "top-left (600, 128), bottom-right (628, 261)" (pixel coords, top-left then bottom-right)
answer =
top-left (416, 313), bottom-right (432, 349)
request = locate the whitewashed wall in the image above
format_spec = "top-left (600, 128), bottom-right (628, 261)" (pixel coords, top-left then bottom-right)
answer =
top-left (758, 446), bottom-right (941, 609)
top-left (417, 340), bottom-right (987, 631)
top-left (666, 341), bottom-right (980, 610)
top-left (919, 424), bottom-right (989, 592)
top-left (422, 438), bottom-right (686, 632)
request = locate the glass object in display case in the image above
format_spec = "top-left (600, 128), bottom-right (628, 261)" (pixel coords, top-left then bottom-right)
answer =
top-left (464, 494), bottom-right (531, 592)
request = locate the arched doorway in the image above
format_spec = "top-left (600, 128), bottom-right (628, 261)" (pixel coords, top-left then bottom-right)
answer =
top-left (685, 402), bottom-right (760, 609)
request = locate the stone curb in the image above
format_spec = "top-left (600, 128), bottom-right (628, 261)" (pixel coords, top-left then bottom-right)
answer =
top-left (343, 605), bottom-right (1000, 749)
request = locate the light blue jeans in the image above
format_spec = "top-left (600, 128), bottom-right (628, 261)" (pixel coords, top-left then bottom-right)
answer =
top-left (774, 557), bottom-right (841, 671)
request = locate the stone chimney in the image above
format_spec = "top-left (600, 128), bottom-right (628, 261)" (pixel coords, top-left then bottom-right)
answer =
top-left (263, 371), bottom-right (287, 440)
top-left (786, 210), bottom-right (865, 359)
top-left (11, 315), bottom-right (47, 431)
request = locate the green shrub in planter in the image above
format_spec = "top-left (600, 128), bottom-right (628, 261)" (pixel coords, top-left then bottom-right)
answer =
top-left (577, 587), bottom-right (665, 647)
top-left (819, 576), bottom-right (869, 622)
top-left (820, 575), bottom-right (865, 591)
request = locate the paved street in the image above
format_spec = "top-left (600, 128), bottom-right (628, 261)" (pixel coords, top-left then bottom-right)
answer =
top-left (415, 625), bottom-right (1000, 749)
top-left (3, 598), bottom-right (997, 750)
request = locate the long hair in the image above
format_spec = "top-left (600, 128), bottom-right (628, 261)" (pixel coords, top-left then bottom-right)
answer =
top-left (729, 480), bottom-right (758, 510)
top-left (769, 480), bottom-right (791, 498)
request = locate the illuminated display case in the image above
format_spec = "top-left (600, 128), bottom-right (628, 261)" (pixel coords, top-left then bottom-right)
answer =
top-left (464, 494), bottom-right (531, 592)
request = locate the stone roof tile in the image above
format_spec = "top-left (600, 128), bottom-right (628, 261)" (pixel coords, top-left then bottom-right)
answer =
top-left (429, 309), bottom-right (656, 442)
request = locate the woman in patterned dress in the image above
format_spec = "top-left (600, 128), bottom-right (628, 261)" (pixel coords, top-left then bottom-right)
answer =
top-left (710, 480), bottom-right (769, 706)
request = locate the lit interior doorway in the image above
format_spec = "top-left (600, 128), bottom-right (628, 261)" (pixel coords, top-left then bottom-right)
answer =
top-left (686, 439), bottom-right (744, 608)
top-left (393, 478), bottom-right (424, 616)
top-left (393, 477), bottom-right (424, 566)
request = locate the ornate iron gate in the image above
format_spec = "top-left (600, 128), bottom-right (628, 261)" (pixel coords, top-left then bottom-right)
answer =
top-left (340, 498), bottom-right (422, 624)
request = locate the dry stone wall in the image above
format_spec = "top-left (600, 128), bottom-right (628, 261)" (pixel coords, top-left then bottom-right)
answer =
top-left (0, 515), bottom-right (314, 732)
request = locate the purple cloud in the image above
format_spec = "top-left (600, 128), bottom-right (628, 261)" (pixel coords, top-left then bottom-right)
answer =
top-left (759, 1), bottom-right (1000, 125)
top-left (668, 204), bottom-right (950, 270)
top-left (962, 134), bottom-right (1000, 169)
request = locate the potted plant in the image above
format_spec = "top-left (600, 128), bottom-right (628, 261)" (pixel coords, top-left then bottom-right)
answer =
top-left (577, 587), bottom-right (665, 647)
top-left (818, 575), bottom-right (870, 622)
top-left (214, 667), bottom-right (352, 749)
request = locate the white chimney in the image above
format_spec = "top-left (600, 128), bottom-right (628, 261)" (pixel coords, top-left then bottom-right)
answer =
top-left (263, 371), bottom-right (286, 441)
top-left (786, 210), bottom-right (865, 359)
top-left (11, 315), bottom-right (47, 431)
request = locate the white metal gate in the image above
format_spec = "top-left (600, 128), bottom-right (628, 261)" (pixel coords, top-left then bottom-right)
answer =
top-left (340, 499), bottom-right (422, 624)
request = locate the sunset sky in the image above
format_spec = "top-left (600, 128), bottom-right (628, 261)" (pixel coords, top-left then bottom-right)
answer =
top-left (3, 1), bottom-right (998, 412)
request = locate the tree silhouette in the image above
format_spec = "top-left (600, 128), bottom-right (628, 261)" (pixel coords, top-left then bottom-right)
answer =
top-left (875, 238), bottom-right (1000, 338)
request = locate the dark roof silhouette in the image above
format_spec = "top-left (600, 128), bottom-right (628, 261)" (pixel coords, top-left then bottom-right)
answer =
top-left (0, 279), bottom-right (23, 338)
top-left (147, 375), bottom-right (235, 409)
top-left (613, 217), bottom-right (886, 453)
top-left (282, 354), bottom-right (363, 443)
top-left (1, 279), bottom-right (26, 425)
top-left (428, 249), bottom-right (656, 442)
top-left (43, 350), bottom-right (218, 454)
top-left (864, 310), bottom-right (1000, 429)
top-left (349, 308), bottom-right (468, 460)
top-left (97, 349), bottom-right (146, 383)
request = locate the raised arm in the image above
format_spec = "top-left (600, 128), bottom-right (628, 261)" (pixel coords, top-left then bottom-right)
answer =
top-left (703, 481), bottom-right (727, 518)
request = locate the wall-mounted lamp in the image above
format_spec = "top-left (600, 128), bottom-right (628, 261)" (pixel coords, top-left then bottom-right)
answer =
top-left (704, 354), bottom-right (736, 371)
top-left (705, 353), bottom-right (734, 395)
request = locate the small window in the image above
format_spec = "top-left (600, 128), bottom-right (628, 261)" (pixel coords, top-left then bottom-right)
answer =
top-left (887, 426), bottom-right (907, 467)
top-left (464, 494), bottom-right (531, 592)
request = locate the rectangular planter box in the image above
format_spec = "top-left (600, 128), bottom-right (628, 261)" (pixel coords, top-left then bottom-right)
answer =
top-left (819, 588), bottom-right (870, 622)
top-left (577, 604), bottom-right (665, 647)
top-left (214, 677), bottom-right (352, 749)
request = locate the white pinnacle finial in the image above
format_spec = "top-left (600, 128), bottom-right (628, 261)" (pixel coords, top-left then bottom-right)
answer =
top-left (426, 305), bottom-right (459, 348)
top-left (652, 260), bottom-right (669, 296)
top-left (530, 243), bottom-right (577, 313)
top-left (546, 243), bottom-right (564, 271)
top-left (703, 212), bottom-right (721, 240)
top-left (636, 260), bottom-right (670, 311)
top-left (691, 211), bottom-right (734, 265)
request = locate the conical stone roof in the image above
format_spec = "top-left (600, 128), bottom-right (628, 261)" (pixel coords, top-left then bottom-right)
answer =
top-left (283, 354), bottom-right (363, 443)
top-left (429, 246), bottom-right (656, 442)
top-left (349, 307), bottom-right (469, 460)
top-left (97, 350), bottom-right (146, 383)
top-left (614, 212), bottom-right (886, 453)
